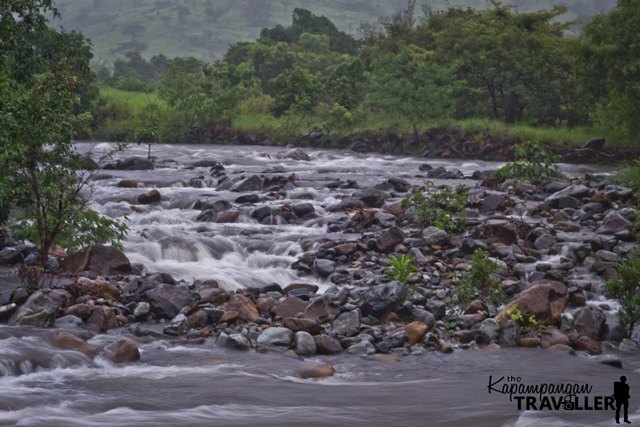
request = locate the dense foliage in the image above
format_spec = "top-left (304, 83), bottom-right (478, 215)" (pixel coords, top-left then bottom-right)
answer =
top-left (606, 253), bottom-right (640, 338)
top-left (0, 0), bottom-right (127, 263)
top-left (92, 1), bottom-right (639, 147)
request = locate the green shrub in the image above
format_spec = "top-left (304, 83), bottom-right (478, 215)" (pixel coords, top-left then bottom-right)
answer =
top-left (494, 140), bottom-right (564, 184)
top-left (401, 182), bottom-right (468, 234)
top-left (384, 254), bottom-right (419, 297)
top-left (606, 253), bottom-right (640, 338)
top-left (448, 249), bottom-right (505, 313)
top-left (620, 160), bottom-right (640, 193)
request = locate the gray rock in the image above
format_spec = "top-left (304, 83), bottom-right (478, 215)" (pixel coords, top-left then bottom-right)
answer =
top-left (618, 338), bottom-right (640, 353)
top-left (137, 189), bottom-right (162, 205)
top-left (411, 309), bottom-right (436, 328)
top-left (217, 332), bottom-right (251, 350)
top-left (286, 148), bottom-right (310, 161)
top-left (360, 281), bottom-right (407, 318)
top-left (582, 138), bottom-right (605, 151)
top-left (347, 339), bottom-right (376, 355)
top-left (545, 185), bottom-right (591, 208)
top-left (593, 354), bottom-right (622, 368)
top-left (480, 193), bottom-right (506, 213)
top-left (53, 315), bottom-right (83, 328)
top-left (144, 284), bottom-right (193, 320)
top-left (596, 211), bottom-right (632, 236)
top-left (560, 312), bottom-right (574, 332)
top-left (9, 290), bottom-right (71, 327)
top-left (573, 306), bottom-right (607, 340)
top-left (499, 319), bottom-right (520, 347)
top-left (257, 327), bottom-right (294, 352)
top-left (534, 234), bottom-right (556, 250)
top-left (133, 302), bottom-right (150, 320)
top-left (106, 157), bottom-right (153, 170)
top-left (231, 175), bottom-right (263, 192)
top-left (315, 259), bottom-right (335, 278)
top-left (163, 313), bottom-right (190, 336)
top-left (595, 250), bottom-right (621, 263)
top-left (375, 226), bottom-right (404, 253)
top-left (292, 203), bottom-right (315, 217)
top-left (426, 300), bottom-right (447, 320)
top-left (479, 318), bottom-right (500, 342)
top-left (422, 226), bottom-right (448, 246)
top-left (353, 188), bottom-right (389, 208)
top-left (293, 331), bottom-right (316, 356)
top-left (427, 167), bottom-right (463, 179)
top-left (331, 310), bottom-right (360, 337)
top-left (303, 295), bottom-right (340, 323)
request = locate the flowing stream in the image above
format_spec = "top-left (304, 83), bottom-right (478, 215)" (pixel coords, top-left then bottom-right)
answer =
top-left (0, 143), bottom-right (637, 426)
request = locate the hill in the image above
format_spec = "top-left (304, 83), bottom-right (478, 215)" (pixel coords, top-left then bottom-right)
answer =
top-left (53, 0), bottom-right (616, 66)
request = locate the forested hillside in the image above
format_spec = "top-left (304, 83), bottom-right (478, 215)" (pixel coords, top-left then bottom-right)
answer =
top-left (54, 0), bottom-right (615, 65)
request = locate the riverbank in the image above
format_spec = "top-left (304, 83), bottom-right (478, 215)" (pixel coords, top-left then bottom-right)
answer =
top-left (1, 143), bottom-right (637, 366)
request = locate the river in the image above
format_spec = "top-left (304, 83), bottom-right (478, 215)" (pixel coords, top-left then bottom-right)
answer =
top-left (0, 143), bottom-right (636, 426)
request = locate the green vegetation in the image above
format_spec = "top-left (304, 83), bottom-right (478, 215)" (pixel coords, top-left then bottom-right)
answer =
top-left (85, 1), bottom-right (638, 150)
top-left (402, 182), bottom-right (469, 235)
top-left (494, 140), bottom-right (565, 184)
top-left (0, 0), bottom-right (127, 264)
top-left (508, 306), bottom-right (543, 336)
top-left (606, 253), bottom-right (640, 338)
top-left (384, 254), bottom-right (419, 284)
top-left (448, 250), bottom-right (505, 313)
top-left (53, 0), bottom-right (613, 65)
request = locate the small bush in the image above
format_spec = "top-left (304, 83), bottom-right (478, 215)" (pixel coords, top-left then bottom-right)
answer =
top-left (494, 140), bottom-right (564, 184)
top-left (402, 182), bottom-right (468, 234)
top-left (620, 160), bottom-right (640, 192)
top-left (384, 254), bottom-right (419, 297)
top-left (448, 249), bottom-right (505, 313)
top-left (606, 253), bottom-right (640, 338)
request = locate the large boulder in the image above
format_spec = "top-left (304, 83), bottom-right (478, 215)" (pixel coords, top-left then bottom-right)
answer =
top-left (9, 289), bottom-right (71, 327)
top-left (596, 211), bottom-right (632, 236)
top-left (573, 306), bottom-right (607, 341)
top-left (498, 280), bottom-right (567, 326)
top-left (359, 281), bottom-right (407, 318)
top-left (62, 245), bottom-right (132, 275)
top-left (144, 284), bottom-right (193, 319)
top-left (137, 190), bottom-right (162, 205)
top-left (545, 185), bottom-right (591, 209)
top-left (303, 295), bottom-right (340, 323)
top-left (104, 157), bottom-right (153, 170)
top-left (231, 175), bottom-right (263, 192)
top-left (272, 296), bottom-right (309, 320)
top-left (47, 332), bottom-right (100, 358)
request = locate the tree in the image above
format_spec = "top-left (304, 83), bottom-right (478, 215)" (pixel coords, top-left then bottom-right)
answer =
top-left (417, 4), bottom-right (580, 124)
top-left (367, 43), bottom-right (460, 140)
top-left (606, 253), bottom-right (640, 339)
top-left (0, 0), bottom-right (127, 264)
top-left (269, 66), bottom-right (319, 116)
top-left (579, 0), bottom-right (640, 139)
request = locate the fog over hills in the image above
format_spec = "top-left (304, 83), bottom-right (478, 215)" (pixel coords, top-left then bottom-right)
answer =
top-left (53, 0), bottom-right (616, 66)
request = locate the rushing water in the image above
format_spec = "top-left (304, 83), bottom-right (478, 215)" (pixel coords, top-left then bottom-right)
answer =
top-left (0, 143), bottom-right (635, 426)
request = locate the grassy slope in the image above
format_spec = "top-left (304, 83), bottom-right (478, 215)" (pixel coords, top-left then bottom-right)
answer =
top-left (54, 0), bottom-right (615, 66)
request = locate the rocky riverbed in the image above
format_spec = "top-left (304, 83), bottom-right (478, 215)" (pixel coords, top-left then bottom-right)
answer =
top-left (0, 143), bottom-right (638, 426)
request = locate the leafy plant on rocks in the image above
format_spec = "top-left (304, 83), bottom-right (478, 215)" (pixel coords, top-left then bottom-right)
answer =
top-left (448, 249), bottom-right (505, 313)
top-left (494, 140), bottom-right (564, 185)
top-left (384, 254), bottom-right (419, 297)
top-left (507, 306), bottom-right (543, 336)
top-left (606, 253), bottom-right (640, 338)
top-left (401, 181), bottom-right (469, 234)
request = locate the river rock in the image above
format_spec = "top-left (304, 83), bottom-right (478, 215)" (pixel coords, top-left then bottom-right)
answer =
top-left (422, 226), bottom-right (448, 246)
top-left (572, 335), bottom-right (602, 354)
top-left (596, 211), bottom-right (632, 236)
top-left (286, 148), bottom-right (310, 161)
top-left (133, 302), bottom-right (150, 321)
top-left (347, 339), bottom-right (376, 355)
top-left (235, 194), bottom-right (260, 204)
top-left (217, 332), bottom-right (251, 350)
top-left (411, 309), bottom-right (436, 328)
top-left (105, 157), bottom-right (153, 170)
top-left (545, 185), bottom-right (591, 209)
top-left (572, 306), bottom-right (607, 340)
top-left (272, 296), bottom-right (309, 319)
top-left (314, 335), bottom-right (343, 354)
top-left (479, 318), bottom-right (500, 343)
top-left (560, 312), bottom-right (574, 331)
top-left (479, 193), bottom-right (506, 213)
top-left (499, 280), bottom-right (567, 326)
top-left (62, 245), bottom-right (132, 275)
top-left (477, 220), bottom-right (518, 245)
top-left (223, 294), bottom-right (259, 322)
top-left (144, 284), bottom-right (193, 319)
top-left (163, 313), bottom-right (190, 336)
top-left (353, 188), bottom-right (389, 208)
top-left (404, 321), bottom-right (428, 345)
top-left (9, 289), bottom-right (71, 327)
top-left (375, 226), bottom-right (404, 253)
top-left (499, 319), bottom-right (520, 347)
top-left (540, 328), bottom-right (570, 348)
top-left (314, 259), bottom-right (335, 277)
top-left (329, 198), bottom-right (365, 211)
top-left (137, 189), bottom-right (162, 205)
top-left (293, 331), bottom-right (316, 356)
top-left (257, 327), bottom-right (294, 352)
top-left (303, 295), bottom-right (340, 323)
top-left (331, 310), bottom-right (360, 337)
top-left (216, 210), bottom-right (240, 223)
top-left (53, 314), bottom-right (83, 328)
top-left (104, 338), bottom-right (141, 363)
top-left (292, 203), bottom-right (315, 218)
top-left (427, 167), bottom-right (463, 179)
top-left (296, 362), bottom-right (335, 379)
top-left (284, 318), bottom-right (323, 335)
top-left (360, 281), bottom-right (407, 318)
top-left (86, 306), bottom-right (118, 333)
top-left (231, 175), bottom-right (263, 192)
top-left (47, 331), bottom-right (100, 358)
top-left (425, 300), bottom-right (447, 320)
